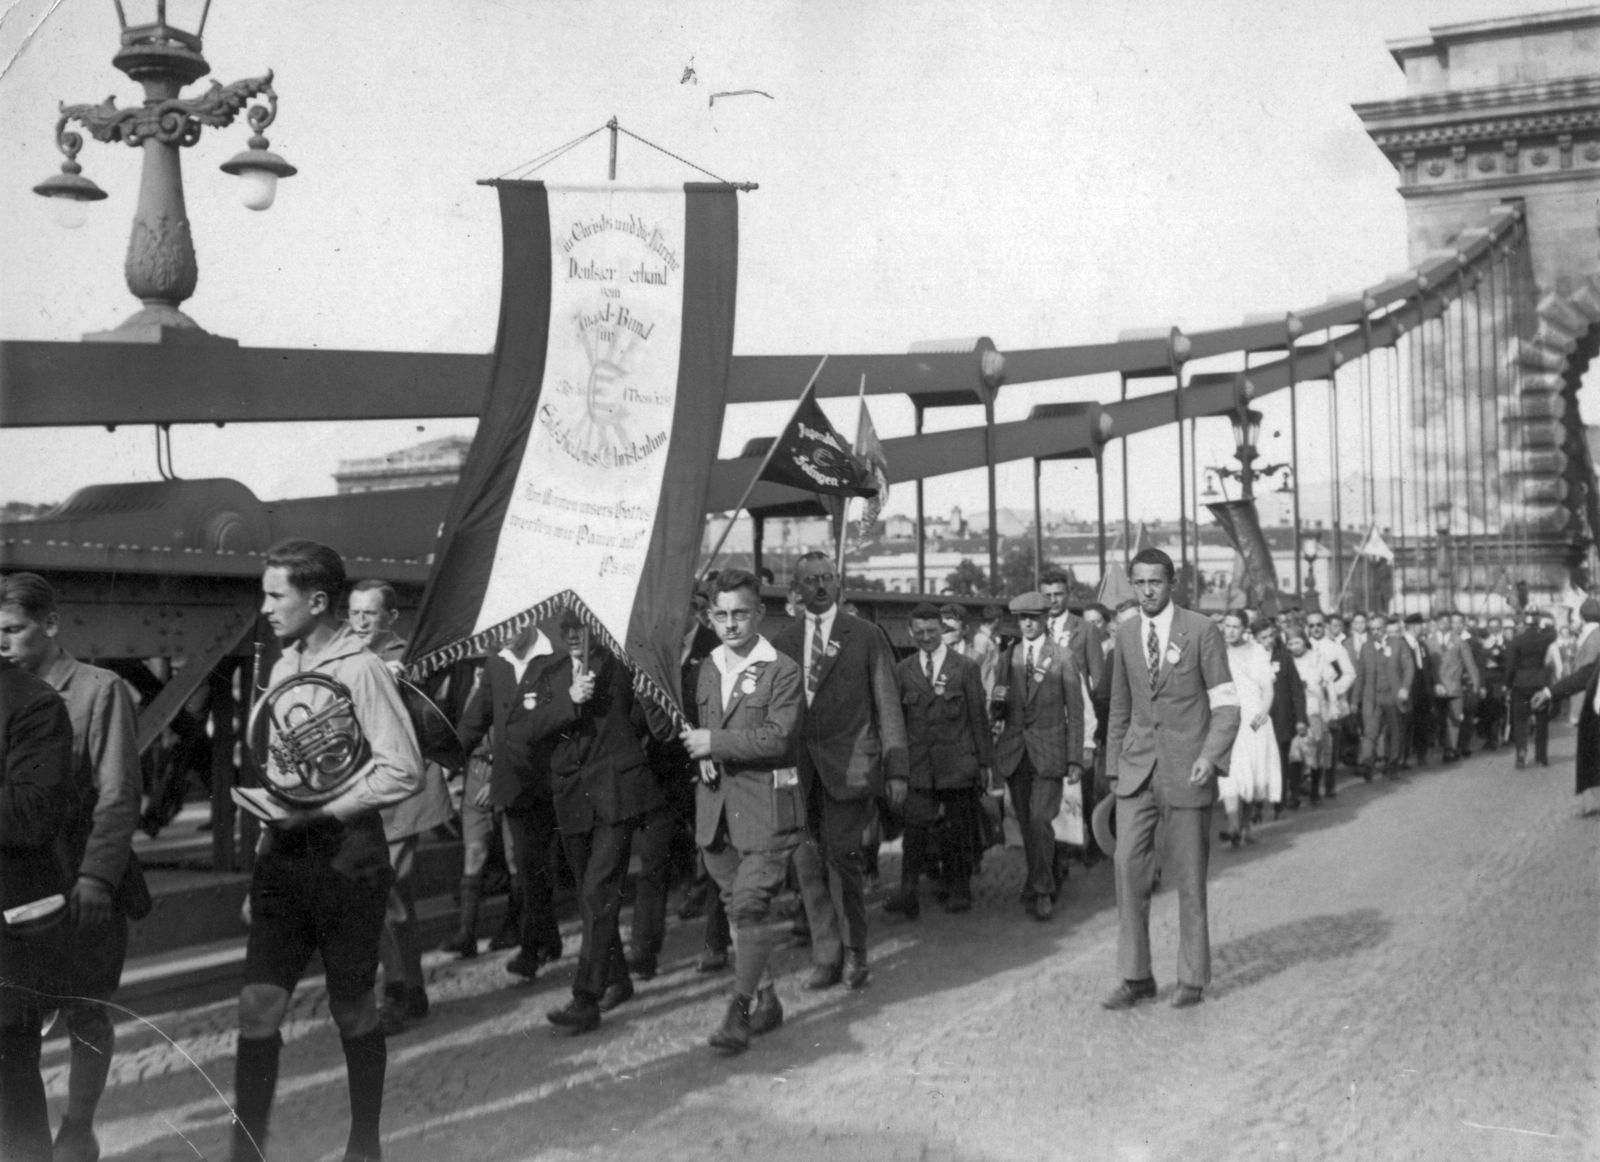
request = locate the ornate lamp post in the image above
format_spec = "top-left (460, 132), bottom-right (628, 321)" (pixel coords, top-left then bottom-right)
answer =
top-left (31, 1), bottom-right (295, 343)
top-left (1301, 534), bottom-right (1325, 609)
top-left (1208, 408), bottom-right (1292, 501)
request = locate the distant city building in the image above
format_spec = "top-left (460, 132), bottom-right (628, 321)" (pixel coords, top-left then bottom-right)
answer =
top-left (334, 436), bottom-right (472, 495)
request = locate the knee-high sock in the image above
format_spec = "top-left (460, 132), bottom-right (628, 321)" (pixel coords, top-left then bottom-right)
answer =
top-left (731, 926), bottom-right (776, 998)
top-left (341, 1027), bottom-right (387, 1158)
top-left (230, 1031), bottom-right (281, 1162)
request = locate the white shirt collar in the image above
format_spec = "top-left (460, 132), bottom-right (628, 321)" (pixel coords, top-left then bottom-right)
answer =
top-left (500, 629), bottom-right (554, 683)
top-left (712, 636), bottom-right (778, 706)
top-left (920, 642), bottom-right (948, 679)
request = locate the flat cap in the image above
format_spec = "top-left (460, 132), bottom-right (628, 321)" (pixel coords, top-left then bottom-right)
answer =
top-left (1009, 591), bottom-right (1051, 615)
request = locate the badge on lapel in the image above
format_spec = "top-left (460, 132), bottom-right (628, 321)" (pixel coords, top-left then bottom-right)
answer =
top-left (824, 640), bottom-right (840, 658)
top-left (522, 692), bottom-right (539, 710)
top-left (738, 666), bottom-right (763, 697)
top-left (1164, 643), bottom-right (1182, 667)
top-left (933, 673), bottom-right (949, 695)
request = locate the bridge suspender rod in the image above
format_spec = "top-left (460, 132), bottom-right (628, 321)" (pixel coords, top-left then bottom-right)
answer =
top-left (1330, 331), bottom-right (1344, 610)
top-left (1457, 272), bottom-right (1476, 612)
top-left (1488, 239), bottom-right (1509, 598)
top-left (1120, 373), bottom-right (1131, 568)
top-left (1442, 298), bottom-right (1459, 608)
top-left (1472, 276), bottom-right (1484, 617)
top-left (1289, 316), bottom-right (1303, 598)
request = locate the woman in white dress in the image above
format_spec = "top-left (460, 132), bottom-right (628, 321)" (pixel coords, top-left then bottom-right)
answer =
top-left (1217, 611), bottom-right (1281, 847)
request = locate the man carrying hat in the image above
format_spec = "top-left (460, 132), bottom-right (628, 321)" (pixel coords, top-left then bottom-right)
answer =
top-left (991, 592), bottom-right (1084, 921)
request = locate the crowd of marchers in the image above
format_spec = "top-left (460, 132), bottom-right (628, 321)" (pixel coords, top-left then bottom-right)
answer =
top-left (3, 549), bottom-right (1597, 1162)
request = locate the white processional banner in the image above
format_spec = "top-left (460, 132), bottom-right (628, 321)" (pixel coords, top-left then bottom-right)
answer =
top-left (472, 186), bottom-right (688, 645)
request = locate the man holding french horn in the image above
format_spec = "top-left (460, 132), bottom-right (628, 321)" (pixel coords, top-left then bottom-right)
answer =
top-left (230, 540), bottom-right (424, 1162)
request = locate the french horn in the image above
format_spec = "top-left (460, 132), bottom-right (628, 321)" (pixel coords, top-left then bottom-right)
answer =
top-left (247, 671), bottom-right (371, 807)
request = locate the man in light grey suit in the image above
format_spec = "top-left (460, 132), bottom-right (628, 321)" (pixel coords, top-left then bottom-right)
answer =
top-left (1103, 548), bottom-right (1240, 1011)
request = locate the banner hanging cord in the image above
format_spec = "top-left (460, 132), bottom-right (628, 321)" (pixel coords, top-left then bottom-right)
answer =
top-left (495, 123), bottom-right (611, 181)
top-left (486, 120), bottom-right (755, 188)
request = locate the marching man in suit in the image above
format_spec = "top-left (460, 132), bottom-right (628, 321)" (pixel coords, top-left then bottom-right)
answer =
top-left (454, 619), bottom-right (571, 978)
top-left (993, 592), bottom-right (1085, 921)
top-left (679, 569), bottom-right (806, 1054)
top-left (1351, 613), bottom-right (1415, 782)
top-left (887, 602), bottom-right (993, 919)
top-left (773, 552), bottom-right (908, 991)
top-left (1103, 548), bottom-right (1239, 1010)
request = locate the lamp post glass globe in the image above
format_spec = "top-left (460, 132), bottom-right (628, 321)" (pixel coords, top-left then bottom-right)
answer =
top-left (238, 167), bottom-right (277, 211)
top-left (52, 197), bottom-right (90, 229)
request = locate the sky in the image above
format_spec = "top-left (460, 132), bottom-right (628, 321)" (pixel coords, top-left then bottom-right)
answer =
top-left (0, 0), bottom-right (1579, 529)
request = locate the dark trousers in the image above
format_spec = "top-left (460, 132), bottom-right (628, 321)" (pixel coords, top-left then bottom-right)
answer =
top-left (559, 817), bottom-right (636, 1002)
top-left (900, 786), bottom-right (982, 899)
top-left (1113, 784), bottom-right (1211, 988)
top-left (1007, 755), bottom-right (1064, 902)
top-left (1478, 687), bottom-right (1505, 747)
top-left (795, 788), bottom-right (872, 966)
top-left (504, 799), bottom-right (561, 957)
top-left (1509, 690), bottom-right (1549, 762)
top-left (628, 806), bottom-right (674, 961)
top-left (1361, 702), bottom-right (1403, 773)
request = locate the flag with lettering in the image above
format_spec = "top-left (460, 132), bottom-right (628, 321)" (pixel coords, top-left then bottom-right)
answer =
top-left (761, 389), bottom-right (878, 497)
top-left (405, 181), bottom-right (740, 723)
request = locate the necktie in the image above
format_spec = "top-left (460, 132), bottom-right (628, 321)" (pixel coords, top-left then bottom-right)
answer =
top-left (925, 652), bottom-right (934, 682)
top-left (1147, 621), bottom-right (1160, 689)
top-left (807, 616), bottom-right (825, 699)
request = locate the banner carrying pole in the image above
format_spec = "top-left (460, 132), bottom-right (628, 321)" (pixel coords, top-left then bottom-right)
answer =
top-left (699, 355), bottom-right (830, 581)
top-left (833, 373), bottom-right (868, 585)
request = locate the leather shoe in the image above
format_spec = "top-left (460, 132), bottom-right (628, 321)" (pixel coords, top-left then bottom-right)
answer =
top-left (546, 997), bottom-right (601, 1034)
top-left (882, 889), bottom-right (920, 920)
top-left (843, 949), bottom-right (870, 990)
top-left (598, 978), bottom-right (635, 1012)
top-left (1099, 978), bottom-right (1158, 1010)
top-left (487, 918), bottom-right (519, 952)
top-left (708, 995), bottom-right (751, 1055)
top-left (748, 986), bottom-right (783, 1035)
top-left (1031, 895), bottom-right (1054, 922)
top-left (540, 939), bottom-right (565, 963)
top-left (943, 890), bottom-right (973, 914)
top-left (401, 983), bottom-right (429, 1020)
top-left (804, 962), bottom-right (843, 990)
top-left (504, 950), bottom-right (540, 980)
top-left (697, 946), bottom-right (730, 974)
top-left (1170, 985), bottom-right (1204, 1009)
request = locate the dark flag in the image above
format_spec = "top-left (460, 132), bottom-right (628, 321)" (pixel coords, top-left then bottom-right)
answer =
top-left (404, 181), bottom-right (741, 725)
top-left (761, 389), bottom-right (878, 497)
top-left (1206, 499), bottom-right (1282, 615)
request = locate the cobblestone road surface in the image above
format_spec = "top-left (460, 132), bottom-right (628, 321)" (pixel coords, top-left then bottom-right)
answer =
top-left (62, 728), bottom-right (1598, 1162)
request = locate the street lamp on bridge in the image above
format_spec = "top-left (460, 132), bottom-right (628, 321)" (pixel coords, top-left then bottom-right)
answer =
top-left (1204, 408), bottom-right (1293, 502)
top-left (31, 1), bottom-right (295, 342)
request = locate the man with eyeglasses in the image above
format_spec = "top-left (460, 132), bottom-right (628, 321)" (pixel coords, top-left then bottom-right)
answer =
top-left (772, 553), bottom-right (908, 991)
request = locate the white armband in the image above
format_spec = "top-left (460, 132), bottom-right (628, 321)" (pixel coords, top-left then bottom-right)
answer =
top-left (1207, 682), bottom-right (1240, 710)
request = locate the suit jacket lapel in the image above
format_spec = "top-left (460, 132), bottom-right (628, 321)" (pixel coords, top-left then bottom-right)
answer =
top-left (1127, 621), bottom-right (1153, 691)
top-left (1024, 640), bottom-right (1048, 703)
top-left (719, 660), bottom-right (760, 727)
top-left (1156, 620), bottom-right (1187, 694)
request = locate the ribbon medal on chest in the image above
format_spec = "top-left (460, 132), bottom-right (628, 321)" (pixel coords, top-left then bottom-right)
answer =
top-left (738, 663), bottom-right (766, 699)
top-left (1165, 642), bottom-right (1183, 667)
top-left (933, 672), bottom-right (949, 695)
top-left (824, 640), bottom-right (840, 658)
top-left (522, 691), bottom-right (539, 711)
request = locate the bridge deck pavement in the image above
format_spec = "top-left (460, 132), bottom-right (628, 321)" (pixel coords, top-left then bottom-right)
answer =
top-left (64, 727), bottom-right (1598, 1162)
